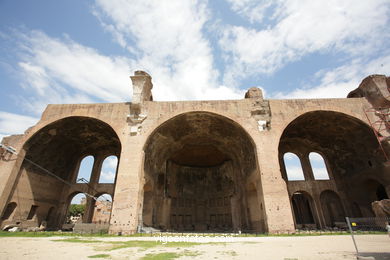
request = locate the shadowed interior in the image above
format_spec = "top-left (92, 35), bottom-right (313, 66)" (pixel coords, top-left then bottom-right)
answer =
top-left (4, 117), bottom-right (120, 229)
top-left (279, 111), bottom-right (389, 229)
top-left (143, 112), bottom-right (266, 232)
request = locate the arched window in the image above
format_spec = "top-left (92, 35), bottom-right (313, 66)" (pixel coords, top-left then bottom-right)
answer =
top-left (66, 193), bottom-right (87, 223)
top-left (27, 205), bottom-right (38, 220)
top-left (309, 152), bottom-right (330, 180)
top-left (320, 190), bottom-right (345, 226)
top-left (92, 194), bottom-right (113, 224)
top-left (291, 191), bottom-right (315, 225)
top-left (98, 156), bottom-right (118, 183)
top-left (1, 202), bottom-right (17, 220)
top-left (283, 153), bottom-right (305, 181)
top-left (76, 156), bottom-right (94, 183)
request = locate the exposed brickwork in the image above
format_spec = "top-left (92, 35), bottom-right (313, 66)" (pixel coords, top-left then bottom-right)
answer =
top-left (0, 73), bottom-right (389, 234)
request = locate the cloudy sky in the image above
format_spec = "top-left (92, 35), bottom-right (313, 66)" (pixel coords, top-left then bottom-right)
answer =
top-left (0, 0), bottom-right (389, 140)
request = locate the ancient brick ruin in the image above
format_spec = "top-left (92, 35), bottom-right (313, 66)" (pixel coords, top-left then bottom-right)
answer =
top-left (0, 73), bottom-right (389, 234)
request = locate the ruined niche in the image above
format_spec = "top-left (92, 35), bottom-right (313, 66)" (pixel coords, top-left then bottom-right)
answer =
top-left (128, 71), bottom-right (152, 135)
top-left (166, 161), bottom-right (234, 231)
top-left (142, 112), bottom-right (265, 232)
top-left (348, 74), bottom-right (390, 109)
top-left (245, 87), bottom-right (263, 99)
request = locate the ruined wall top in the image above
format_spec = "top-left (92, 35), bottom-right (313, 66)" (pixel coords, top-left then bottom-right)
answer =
top-left (347, 74), bottom-right (390, 109)
top-left (130, 70), bottom-right (153, 106)
top-left (245, 87), bottom-right (263, 100)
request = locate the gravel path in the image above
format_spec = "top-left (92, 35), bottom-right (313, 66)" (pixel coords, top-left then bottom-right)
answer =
top-left (0, 234), bottom-right (389, 260)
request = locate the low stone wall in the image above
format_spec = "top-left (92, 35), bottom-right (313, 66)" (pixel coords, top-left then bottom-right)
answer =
top-left (73, 223), bottom-right (109, 233)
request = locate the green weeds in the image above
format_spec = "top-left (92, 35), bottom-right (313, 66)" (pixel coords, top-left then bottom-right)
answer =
top-left (88, 254), bottom-right (110, 258)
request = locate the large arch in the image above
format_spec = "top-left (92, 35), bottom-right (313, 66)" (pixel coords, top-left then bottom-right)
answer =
top-left (142, 111), bottom-right (265, 232)
top-left (279, 110), bottom-right (389, 228)
top-left (354, 179), bottom-right (389, 216)
top-left (291, 191), bottom-right (318, 229)
top-left (2, 116), bottom-right (121, 229)
top-left (320, 190), bottom-right (345, 227)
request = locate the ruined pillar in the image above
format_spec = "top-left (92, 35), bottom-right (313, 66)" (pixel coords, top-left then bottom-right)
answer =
top-left (89, 154), bottom-right (104, 185)
top-left (109, 71), bottom-right (153, 234)
top-left (312, 193), bottom-right (326, 228)
top-left (300, 155), bottom-right (315, 181)
top-left (255, 179), bottom-right (266, 232)
top-left (83, 197), bottom-right (95, 223)
top-left (254, 132), bottom-right (295, 233)
top-left (160, 198), bottom-right (171, 230)
top-left (230, 194), bottom-right (242, 231)
top-left (108, 136), bottom-right (144, 234)
top-left (0, 137), bottom-right (26, 223)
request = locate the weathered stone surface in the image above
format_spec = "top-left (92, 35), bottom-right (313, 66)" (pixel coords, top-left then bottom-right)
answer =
top-left (348, 74), bottom-right (390, 109)
top-left (131, 70), bottom-right (153, 106)
top-left (0, 72), bottom-right (389, 235)
top-left (372, 199), bottom-right (390, 217)
top-left (245, 87), bottom-right (263, 99)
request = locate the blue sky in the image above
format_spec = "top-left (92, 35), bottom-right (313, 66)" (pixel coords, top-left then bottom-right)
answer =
top-left (0, 0), bottom-right (389, 140)
top-left (284, 152), bottom-right (329, 181)
top-left (72, 155), bottom-right (117, 203)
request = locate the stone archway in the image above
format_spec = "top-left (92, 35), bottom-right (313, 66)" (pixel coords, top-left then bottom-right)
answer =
top-left (279, 110), bottom-right (387, 228)
top-left (320, 190), bottom-right (345, 227)
top-left (291, 191), bottom-right (317, 229)
top-left (142, 112), bottom-right (265, 232)
top-left (2, 116), bottom-right (121, 230)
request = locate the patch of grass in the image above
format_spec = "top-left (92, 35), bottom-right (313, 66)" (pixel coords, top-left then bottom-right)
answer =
top-left (0, 231), bottom-right (114, 238)
top-left (219, 250), bottom-right (238, 256)
top-left (105, 240), bottom-right (201, 251)
top-left (108, 240), bottom-right (160, 250)
top-left (162, 242), bottom-right (201, 247)
top-left (88, 254), bottom-right (110, 258)
top-left (52, 238), bottom-right (102, 243)
top-left (181, 250), bottom-right (202, 257)
top-left (0, 230), bottom-right (386, 239)
top-left (227, 231), bottom-right (385, 237)
top-left (141, 252), bottom-right (180, 260)
top-left (226, 250), bottom-right (238, 256)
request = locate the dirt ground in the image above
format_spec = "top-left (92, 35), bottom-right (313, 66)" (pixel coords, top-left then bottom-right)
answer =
top-left (0, 234), bottom-right (389, 260)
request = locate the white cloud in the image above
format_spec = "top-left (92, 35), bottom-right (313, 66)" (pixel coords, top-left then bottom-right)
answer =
top-left (104, 156), bottom-right (118, 170)
top-left (93, 0), bottom-right (243, 101)
top-left (309, 152), bottom-right (330, 180)
top-left (283, 152), bottom-right (305, 180)
top-left (283, 152), bottom-right (297, 161)
top-left (16, 30), bottom-right (133, 115)
top-left (71, 193), bottom-right (86, 204)
top-left (309, 152), bottom-right (324, 162)
top-left (0, 111), bottom-right (38, 137)
top-left (311, 167), bottom-right (330, 180)
top-left (100, 170), bottom-right (115, 183)
top-left (273, 54), bottom-right (390, 99)
top-left (221, 0), bottom-right (390, 87)
top-left (99, 156), bottom-right (118, 183)
top-left (226, 0), bottom-right (282, 24)
top-left (285, 166), bottom-right (305, 181)
top-left (96, 194), bottom-right (112, 202)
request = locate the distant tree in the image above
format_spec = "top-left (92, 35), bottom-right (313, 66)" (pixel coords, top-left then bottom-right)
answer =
top-left (68, 204), bottom-right (85, 217)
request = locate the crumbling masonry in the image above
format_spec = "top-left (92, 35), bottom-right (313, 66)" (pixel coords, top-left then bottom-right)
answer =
top-left (0, 72), bottom-right (389, 234)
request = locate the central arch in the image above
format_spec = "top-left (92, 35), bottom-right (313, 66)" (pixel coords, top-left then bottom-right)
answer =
top-left (142, 112), bottom-right (265, 232)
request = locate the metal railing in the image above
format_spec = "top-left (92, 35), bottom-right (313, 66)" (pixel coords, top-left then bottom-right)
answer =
top-left (346, 216), bottom-right (390, 259)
